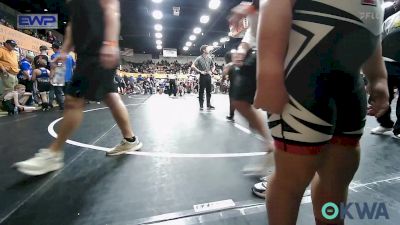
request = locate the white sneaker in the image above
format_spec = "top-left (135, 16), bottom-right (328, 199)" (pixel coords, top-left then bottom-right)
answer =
top-left (14, 149), bottom-right (64, 176)
top-left (393, 134), bottom-right (400, 139)
top-left (106, 138), bottom-right (143, 156)
top-left (370, 126), bottom-right (392, 135)
top-left (252, 181), bottom-right (268, 198)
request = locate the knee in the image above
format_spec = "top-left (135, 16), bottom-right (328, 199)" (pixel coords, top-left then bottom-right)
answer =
top-left (64, 97), bottom-right (84, 110)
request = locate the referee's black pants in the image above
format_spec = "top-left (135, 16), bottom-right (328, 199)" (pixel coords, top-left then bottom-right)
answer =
top-left (169, 79), bottom-right (176, 96)
top-left (199, 74), bottom-right (211, 107)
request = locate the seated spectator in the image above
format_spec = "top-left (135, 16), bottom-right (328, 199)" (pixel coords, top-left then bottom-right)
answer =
top-left (46, 31), bottom-right (57, 43)
top-left (1, 84), bottom-right (35, 115)
top-left (18, 51), bottom-right (35, 91)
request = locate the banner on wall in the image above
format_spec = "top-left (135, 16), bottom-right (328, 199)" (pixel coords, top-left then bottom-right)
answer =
top-left (163, 48), bottom-right (177, 58)
top-left (17, 14), bottom-right (58, 29)
top-left (0, 25), bottom-right (52, 53)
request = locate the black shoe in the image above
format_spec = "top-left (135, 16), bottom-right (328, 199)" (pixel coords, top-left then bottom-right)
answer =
top-left (200, 106), bottom-right (204, 110)
top-left (226, 116), bottom-right (234, 122)
top-left (207, 106), bottom-right (215, 110)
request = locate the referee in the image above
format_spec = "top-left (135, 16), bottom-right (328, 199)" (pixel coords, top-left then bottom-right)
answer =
top-left (192, 45), bottom-right (216, 110)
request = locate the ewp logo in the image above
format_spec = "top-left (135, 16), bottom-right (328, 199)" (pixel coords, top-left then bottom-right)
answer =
top-left (322, 202), bottom-right (390, 220)
top-left (17, 14), bottom-right (58, 29)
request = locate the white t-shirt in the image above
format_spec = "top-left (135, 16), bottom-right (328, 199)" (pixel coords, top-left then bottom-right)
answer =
top-left (242, 12), bottom-right (258, 48)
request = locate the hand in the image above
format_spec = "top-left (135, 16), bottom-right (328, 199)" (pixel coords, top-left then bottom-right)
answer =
top-left (100, 44), bottom-right (120, 69)
top-left (265, 140), bottom-right (275, 153)
top-left (232, 50), bottom-right (246, 66)
top-left (0, 64), bottom-right (6, 73)
top-left (200, 71), bottom-right (206, 75)
top-left (228, 3), bottom-right (251, 31)
top-left (228, 12), bottom-right (246, 32)
top-left (254, 79), bottom-right (289, 114)
top-left (52, 52), bottom-right (68, 64)
top-left (367, 79), bottom-right (389, 117)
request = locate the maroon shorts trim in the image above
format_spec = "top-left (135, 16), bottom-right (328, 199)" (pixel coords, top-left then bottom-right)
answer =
top-left (274, 135), bottom-right (361, 155)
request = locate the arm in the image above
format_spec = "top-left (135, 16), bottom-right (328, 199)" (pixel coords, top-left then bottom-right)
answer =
top-left (0, 51), bottom-right (6, 73)
top-left (101, 0), bottom-right (120, 44)
top-left (22, 69), bottom-right (31, 80)
top-left (233, 42), bottom-right (251, 66)
top-left (362, 43), bottom-right (389, 117)
top-left (48, 69), bottom-right (54, 79)
top-left (31, 69), bottom-right (39, 81)
top-left (254, 0), bottom-right (293, 114)
top-left (191, 58), bottom-right (204, 74)
top-left (13, 92), bottom-right (21, 108)
top-left (99, 0), bottom-right (121, 69)
top-left (62, 24), bottom-right (74, 54)
top-left (222, 64), bottom-right (232, 76)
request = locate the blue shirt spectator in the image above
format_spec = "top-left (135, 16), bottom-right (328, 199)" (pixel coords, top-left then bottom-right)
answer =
top-left (50, 42), bottom-right (75, 82)
top-left (18, 52), bottom-right (34, 80)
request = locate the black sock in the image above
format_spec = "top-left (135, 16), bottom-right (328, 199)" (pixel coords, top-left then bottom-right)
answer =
top-left (125, 136), bottom-right (136, 142)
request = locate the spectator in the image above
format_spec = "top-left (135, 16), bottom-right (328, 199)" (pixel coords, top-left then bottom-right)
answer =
top-left (50, 41), bottom-right (75, 110)
top-left (17, 51), bottom-right (35, 100)
top-left (0, 40), bottom-right (19, 97)
top-left (47, 31), bottom-right (57, 43)
top-left (34, 45), bottom-right (50, 69)
top-left (1, 84), bottom-right (35, 115)
top-left (32, 59), bottom-right (51, 110)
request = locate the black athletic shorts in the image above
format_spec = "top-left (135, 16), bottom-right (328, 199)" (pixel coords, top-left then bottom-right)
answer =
top-left (37, 81), bottom-right (51, 92)
top-left (230, 50), bottom-right (257, 104)
top-left (18, 79), bottom-right (33, 92)
top-left (66, 56), bottom-right (118, 101)
top-left (1, 99), bottom-right (14, 113)
top-left (268, 0), bottom-right (382, 155)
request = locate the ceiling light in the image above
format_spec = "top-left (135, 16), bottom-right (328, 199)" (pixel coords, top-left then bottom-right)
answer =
top-left (193, 27), bottom-right (201, 34)
top-left (213, 42), bottom-right (218, 47)
top-left (157, 45), bottom-right (162, 50)
top-left (152, 10), bottom-right (163, 20)
top-left (154, 24), bottom-right (163, 31)
top-left (186, 41), bottom-right (192, 47)
top-left (44, 9), bottom-right (48, 12)
top-left (189, 35), bottom-right (196, 41)
top-left (183, 46), bottom-right (189, 51)
top-left (156, 40), bottom-right (162, 45)
top-left (200, 15), bottom-right (210, 24)
top-left (152, 0), bottom-right (163, 3)
top-left (63, 21), bottom-right (67, 24)
top-left (155, 33), bottom-right (163, 38)
top-left (209, 0), bottom-right (221, 10)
